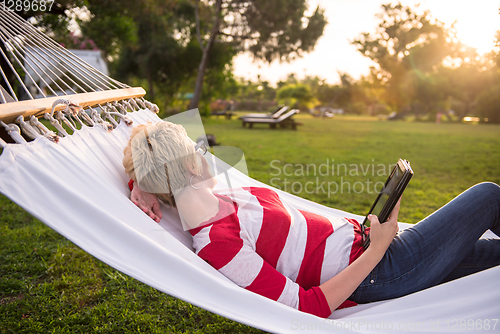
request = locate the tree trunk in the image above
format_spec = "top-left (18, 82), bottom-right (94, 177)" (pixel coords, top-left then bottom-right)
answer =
top-left (188, 0), bottom-right (222, 110)
top-left (147, 70), bottom-right (155, 101)
top-left (189, 45), bottom-right (211, 110)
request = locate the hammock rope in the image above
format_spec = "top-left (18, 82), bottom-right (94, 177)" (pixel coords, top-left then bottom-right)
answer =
top-left (0, 9), bottom-right (126, 94)
top-left (0, 8), bottom-right (157, 143)
top-left (0, 119), bottom-right (24, 144)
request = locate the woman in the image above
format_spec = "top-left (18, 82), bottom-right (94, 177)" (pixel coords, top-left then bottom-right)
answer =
top-left (123, 121), bottom-right (500, 318)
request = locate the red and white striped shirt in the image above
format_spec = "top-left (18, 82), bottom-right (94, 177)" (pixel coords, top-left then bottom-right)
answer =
top-left (189, 187), bottom-right (364, 317)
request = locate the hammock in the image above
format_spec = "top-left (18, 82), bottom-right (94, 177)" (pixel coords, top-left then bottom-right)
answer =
top-left (0, 10), bottom-right (499, 333)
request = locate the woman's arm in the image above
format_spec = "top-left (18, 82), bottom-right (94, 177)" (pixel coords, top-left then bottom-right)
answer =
top-left (194, 196), bottom-right (401, 317)
top-left (197, 236), bottom-right (332, 317)
top-left (319, 199), bottom-right (401, 312)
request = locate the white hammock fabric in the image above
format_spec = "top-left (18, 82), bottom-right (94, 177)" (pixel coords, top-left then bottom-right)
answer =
top-left (0, 108), bottom-right (498, 333)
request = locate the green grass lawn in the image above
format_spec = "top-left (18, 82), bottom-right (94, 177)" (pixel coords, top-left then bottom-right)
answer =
top-left (1, 114), bottom-right (499, 333)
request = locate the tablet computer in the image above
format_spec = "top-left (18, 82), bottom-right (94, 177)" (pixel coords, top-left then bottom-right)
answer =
top-left (362, 159), bottom-right (413, 249)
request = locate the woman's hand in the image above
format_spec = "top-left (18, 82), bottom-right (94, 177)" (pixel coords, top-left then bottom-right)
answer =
top-left (367, 198), bottom-right (401, 254)
top-left (131, 185), bottom-right (162, 223)
top-left (319, 198), bottom-right (402, 313)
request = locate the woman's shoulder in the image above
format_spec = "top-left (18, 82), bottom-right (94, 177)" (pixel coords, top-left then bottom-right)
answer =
top-left (190, 196), bottom-right (240, 234)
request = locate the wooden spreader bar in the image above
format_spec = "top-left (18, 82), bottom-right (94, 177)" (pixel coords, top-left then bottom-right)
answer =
top-left (0, 87), bottom-right (146, 123)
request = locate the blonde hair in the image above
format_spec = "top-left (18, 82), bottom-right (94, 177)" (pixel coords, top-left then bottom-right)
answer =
top-left (123, 121), bottom-right (202, 207)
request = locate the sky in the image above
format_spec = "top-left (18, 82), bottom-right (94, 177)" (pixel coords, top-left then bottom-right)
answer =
top-left (232, 0), bottom-right (500, 85)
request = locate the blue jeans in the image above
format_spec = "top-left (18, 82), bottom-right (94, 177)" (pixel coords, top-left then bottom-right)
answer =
top-left (351, 182), bottom-right (500, 303)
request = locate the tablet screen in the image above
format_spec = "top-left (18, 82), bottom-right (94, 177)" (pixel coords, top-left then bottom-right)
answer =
top-left (371, 163), bottom-right (404, 218)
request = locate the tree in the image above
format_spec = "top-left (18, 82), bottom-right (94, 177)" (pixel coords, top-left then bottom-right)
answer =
top-left (276, 83), bottom-right (312, 110)
top-left (14, 0), bottom-right (85, 32)
top-left (493, 31), bottom-right (500, 68)
top-left (77, 0), bottom-right (194, 103)
top-left (352, 2), bottom-right (454, 113)
top-left (14, 0), bottom-right (325, 114)
top-left (475, 84), bottom-right (500, 123)
top-left (189, 0), bottom-right (327, 109)
top-left (439, 50), bottom-right (495, 120)
top-left (477, 18), bottom-right (500, 123)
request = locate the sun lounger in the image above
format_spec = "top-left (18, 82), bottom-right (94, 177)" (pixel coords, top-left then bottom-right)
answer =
top-left (211, 103), bottom-right (234, 119)
top-left (211, 110), bottom-right (234, 119)
top-left (239, 106), bottom-right (289, 119)
top-left (241, 109), bottom-right (302, 130)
